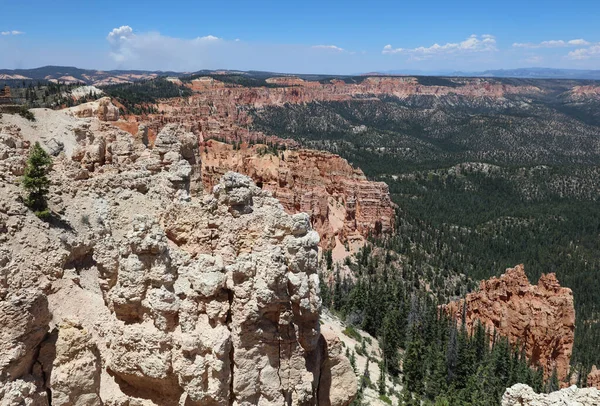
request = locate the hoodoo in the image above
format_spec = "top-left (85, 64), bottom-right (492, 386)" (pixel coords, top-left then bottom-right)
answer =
top-left (444, 265), bottom-right (575, 382)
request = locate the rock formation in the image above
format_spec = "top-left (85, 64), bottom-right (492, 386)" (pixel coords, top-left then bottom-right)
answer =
top-left (64, 97), bottom-right (119, 121)
top-left (502, 384), bottom-right (600, 406)
top-left (200, 140), bottom-right (395, 250)
top-left (118, 75), bottom-right (540, 148)
top-left (0, 111), bottom-right (357, 406)
top-left (0, 85), bottom-right (13, 105)
top-left (587, 365), bottom-right (600, 389)
top-left (444, 264), bottom-right (575, 382)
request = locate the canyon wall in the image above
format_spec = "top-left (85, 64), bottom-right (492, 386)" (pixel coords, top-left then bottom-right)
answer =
top-left (444, 264), bottom-right (575, 382)
top-left (0, 111), bottom-right (356, 406)
top-left (133, 75), bottom-right (541, 145)
top-left (106, 76), bottom-right (535, 249)
top-left (185, 76), bottom-right (542, 106)
top-left (200, 140), bottom-right (395, 250)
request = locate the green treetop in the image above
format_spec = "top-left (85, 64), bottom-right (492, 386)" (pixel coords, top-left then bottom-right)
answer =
top-left (22, 142), bottom-right (52, 218)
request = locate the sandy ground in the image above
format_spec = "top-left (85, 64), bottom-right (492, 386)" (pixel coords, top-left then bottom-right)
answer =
top-left (0, 109), bottom-right (88, 157)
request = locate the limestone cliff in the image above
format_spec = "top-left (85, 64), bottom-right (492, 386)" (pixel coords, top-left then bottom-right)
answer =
top-left (444, 264), bottom-right (575, 382)
top-left (200, 140), bottom-right (395, 250)
top-left (0, 110), bottom-right (356, 406)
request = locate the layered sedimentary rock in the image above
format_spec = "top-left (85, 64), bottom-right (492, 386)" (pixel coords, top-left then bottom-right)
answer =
top-left (502, 384), bottom-right (600, 406)
top-left (0, 112), bottom-right (356, 406)
top-left (444, 264), bottom-right (575, 382)
top-left (200, 140), bottom-right (395, 249)
top-left (185, 76), bottom-right (541, 107)
top-left (108, 77), bottom-right (525, 252)
top-left (116, 75), bottom-right (541, 154)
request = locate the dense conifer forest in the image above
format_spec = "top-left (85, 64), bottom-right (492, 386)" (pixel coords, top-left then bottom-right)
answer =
top-left (252, 87), bottom-right (600, 384)
top-left (321, 246), bottom-right (555, 405)
top-left (103, 78), bottom-right (192, 114)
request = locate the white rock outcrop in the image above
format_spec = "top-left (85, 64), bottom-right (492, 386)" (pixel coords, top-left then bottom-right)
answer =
top-left (502, 384), bottom-right (600, 406)
top-left (64, 97), bottom-right (119, 121)
top-left (0, 113), bottom-right (356, 406)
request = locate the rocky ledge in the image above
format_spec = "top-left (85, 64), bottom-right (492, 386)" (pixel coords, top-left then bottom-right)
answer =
top-left (502, 384), bottom-right (600, 406)
top-left (0, 110), bottom-right (356, 406)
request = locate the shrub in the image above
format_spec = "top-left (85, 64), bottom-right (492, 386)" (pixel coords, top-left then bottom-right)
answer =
top-left (378, 394), bottom-right (392, 405)
top-left (18, 106), bottom-right (35, 121)
top-left (22, 142), bottom-right (51, 217)
top-left (343, 325), bottom-right (362, 342)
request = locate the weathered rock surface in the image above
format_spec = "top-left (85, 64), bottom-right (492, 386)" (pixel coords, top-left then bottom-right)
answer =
top-left (587, 365), bottom-right (600, 389)
top-left (444, 264), bottom-right (575, 381)
top-left (200, 140), bottom-right (394, 250)
top-left (502, 383), bottom-right (600, 406)
top-left (65, 97), bottom-right (119, 121)
top-left (0, 112), bottom-right (356, 406)
top-left (39, 321), bottom-right (102, 406)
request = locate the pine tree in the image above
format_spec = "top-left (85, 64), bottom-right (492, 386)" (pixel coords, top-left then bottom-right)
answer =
top-left (359, 359), bottom-right (370, 391)
top-left (378, 361), bottom-right (386, 395)
top-left (425, 345), bottom-right (448, 400)
top-left (530, 365), bottom-right (544, 393)
top-left (546, 368), bottom-right (560, 393)
top-left (22, 142), bottom-right (52, 218)
top-left (381, 309), bottom-right (402, 375)
top-left (403, 325), bottom-right (425, 394)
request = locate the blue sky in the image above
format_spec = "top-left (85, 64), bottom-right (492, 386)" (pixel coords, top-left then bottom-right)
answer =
top-left (1, 0), bottom-right (599, 73)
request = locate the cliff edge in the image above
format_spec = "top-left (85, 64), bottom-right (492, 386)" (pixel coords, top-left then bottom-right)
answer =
top-left (0, 110), bottom-right (356, 406)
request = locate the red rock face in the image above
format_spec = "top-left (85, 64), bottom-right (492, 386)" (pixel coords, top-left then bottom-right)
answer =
top-left (587, 365), bottom-right (600, 389)
top-left (123, 75), bottom-right (541, 149)
top-left (565, 85), bottom-right (600, 101)
top-left (444, 264), bottom-right (575, 382)
top-left (201, 140), bottom-right (395, 250)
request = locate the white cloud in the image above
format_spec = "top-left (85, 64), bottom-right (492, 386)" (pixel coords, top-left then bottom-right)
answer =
top-left (567, 45), bottom-right (600, 60)
top-left (1, 30), bottom-right (24, 36)
top-left (197, 35), bottom-right (219, 41)
top-left (568, 39), bottom-right (590, 46)
top-left (513, 39), bottom-right (590, 48)
top-left (107, 26), bottom-right (134, 44)
top-left (102, 26), bottom-right (361, 72)
top-left (107, 26), bottom-right (226, 67)
top-left (312, 45), bottom-right (344, 52)
top-left (382, 35), bottom-right (497, 59)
